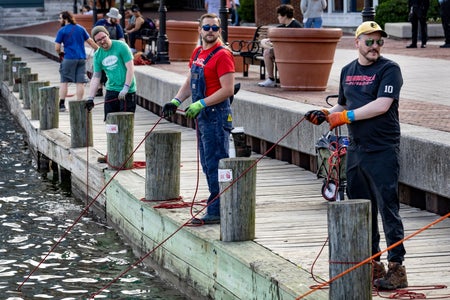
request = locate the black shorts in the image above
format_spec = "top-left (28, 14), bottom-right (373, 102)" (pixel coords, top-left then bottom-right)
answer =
top-left (104, 90), bottom-right (137, 121)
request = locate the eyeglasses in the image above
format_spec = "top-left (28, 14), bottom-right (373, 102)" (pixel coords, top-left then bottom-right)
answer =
top-left (202, 24), bottom-right (220, 32)
top-left (95, 35), bottom-right (108, 43)
top-left (362, 38), bottom-right (384, 47)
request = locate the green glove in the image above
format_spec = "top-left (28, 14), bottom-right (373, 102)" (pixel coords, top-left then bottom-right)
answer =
top-left (185, 99), bottom-right (206, 118)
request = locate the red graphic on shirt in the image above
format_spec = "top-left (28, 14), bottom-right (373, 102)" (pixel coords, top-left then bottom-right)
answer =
top-left (345, 74), bottom-right (376, 86)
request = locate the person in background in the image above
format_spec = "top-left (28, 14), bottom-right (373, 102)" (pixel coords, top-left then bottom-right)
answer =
top-left (301, 0), bottom-right (327, 28)
top-left (230, 0), bottom-right (240, 26)
top-left (125, 5), bottom-right (146, 52)
top-left (94, 7), bottom-right (125, 97)
top-left (205, 0), bottom-right (220, 16)
top-left (81, 5), bottom-right (93, 15)
top-left (161, 13), bottom-right (235, 225)
top-left (439, 0), bottom-right (450, 48)
top-left (305, 21), bottom-right (408, 291)
top-left (406, 0), bottom-right (429, 48)
top-left (258, 4), bottom-right (303, 88)
top-left (54, 11), bottom-right (98, 112)
top-left (85, 26), bottom-right (136, 163)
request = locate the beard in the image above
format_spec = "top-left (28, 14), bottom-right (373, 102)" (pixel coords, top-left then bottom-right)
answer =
top-left (202, 33), bottom-right (219, 45)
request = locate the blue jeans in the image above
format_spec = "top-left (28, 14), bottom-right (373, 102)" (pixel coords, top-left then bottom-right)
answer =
top-left (305, 17), bottom-right (323, 28)
top-left (346, 146), bottom-right (406, 263)
top-left (197, 102), bottom-right (232, 216)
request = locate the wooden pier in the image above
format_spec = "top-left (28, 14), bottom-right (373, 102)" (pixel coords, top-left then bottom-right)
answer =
top-left (1, 36), bottom-right (450, 299)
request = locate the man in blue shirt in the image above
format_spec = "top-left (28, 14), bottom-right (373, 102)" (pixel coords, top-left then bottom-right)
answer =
top-left (55, 11), bottom-right (98, 112)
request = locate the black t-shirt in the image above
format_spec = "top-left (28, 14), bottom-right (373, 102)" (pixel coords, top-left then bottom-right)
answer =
top-left (277, 19), bottom-right (303, 28)
top-left (338, 56), bottom-right (403, 152)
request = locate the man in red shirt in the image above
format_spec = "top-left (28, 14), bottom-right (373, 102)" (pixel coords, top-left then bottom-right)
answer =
top-left (162, 13), bottom-right (235, 224)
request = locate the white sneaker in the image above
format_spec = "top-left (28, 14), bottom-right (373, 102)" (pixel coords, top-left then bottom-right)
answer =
top-left (257, 78), bottom-right (276, 87)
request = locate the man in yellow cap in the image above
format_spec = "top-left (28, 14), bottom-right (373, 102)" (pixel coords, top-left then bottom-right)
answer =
top-left (304, 21), bottom-right (408, 290)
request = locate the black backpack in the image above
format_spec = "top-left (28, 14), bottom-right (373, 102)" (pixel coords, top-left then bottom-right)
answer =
top-left (140, 17), bottom-right (157, 38)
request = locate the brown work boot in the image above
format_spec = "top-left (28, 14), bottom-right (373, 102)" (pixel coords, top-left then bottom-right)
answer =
top-left (374, 262), bottom-right (408, 290)
top-left (372, 260), bottom-right (386, 281)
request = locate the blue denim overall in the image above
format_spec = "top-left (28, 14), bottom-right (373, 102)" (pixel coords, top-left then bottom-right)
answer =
top-left (191, 47), bottom-right (232, 217)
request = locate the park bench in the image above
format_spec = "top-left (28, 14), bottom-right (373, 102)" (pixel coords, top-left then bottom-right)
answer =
top-left (230, 25), bottom-right (272, 80)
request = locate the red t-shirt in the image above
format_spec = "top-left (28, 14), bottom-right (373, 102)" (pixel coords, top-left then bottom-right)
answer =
top-left (189, 43), bottom-right (235, 97)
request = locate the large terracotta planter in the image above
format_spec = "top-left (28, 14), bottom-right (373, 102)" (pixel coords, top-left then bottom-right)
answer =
top-left (269, 28), bottom-right (343, 91)
top-left (74, 14), bottom-right (102, 35)
top-left (166, 20), bottom-right (199, 61)
top-left (228, 25), bottom-right (257, 73)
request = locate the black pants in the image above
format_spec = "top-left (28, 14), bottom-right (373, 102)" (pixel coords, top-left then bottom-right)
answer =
top-left (410, 9), bottom-right (428, 46)
top-left (441, 1), bottom-right (450, 44)
top-left (346, 146), bottom-right (406, 263)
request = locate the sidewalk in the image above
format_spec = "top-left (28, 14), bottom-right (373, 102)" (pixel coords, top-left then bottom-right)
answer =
top-left (2, 19), bottom-right (450, 133)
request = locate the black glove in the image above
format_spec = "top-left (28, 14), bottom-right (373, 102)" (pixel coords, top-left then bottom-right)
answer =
top-left (305, 109), bottom-right (329, 125)
top-left (85, 98), bottom-right (94, 111)
top-left (162, 98), bottom-right (181, 118)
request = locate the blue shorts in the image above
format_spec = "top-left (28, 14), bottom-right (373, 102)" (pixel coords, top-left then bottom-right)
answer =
top-left (59, 59), bottom-right (88, 83)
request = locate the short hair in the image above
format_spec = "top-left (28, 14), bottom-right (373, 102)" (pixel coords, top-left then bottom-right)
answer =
top-left (199, 13), bottom-right (221, 26)
top-left (276, 4), bottom-right (295, 18)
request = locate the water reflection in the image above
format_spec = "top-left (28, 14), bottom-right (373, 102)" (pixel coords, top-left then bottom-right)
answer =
top-left (0, 102), bottom-right (188, 299)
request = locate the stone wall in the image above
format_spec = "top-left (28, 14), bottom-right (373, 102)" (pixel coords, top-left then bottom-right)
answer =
top-left (0, 0), bottom-right (73, 30)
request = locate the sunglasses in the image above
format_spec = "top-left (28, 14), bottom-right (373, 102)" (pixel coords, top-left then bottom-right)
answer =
top-left (363, 38), bottom-right (384, 47)
top-left (202, 24), bottom-right (220, 32)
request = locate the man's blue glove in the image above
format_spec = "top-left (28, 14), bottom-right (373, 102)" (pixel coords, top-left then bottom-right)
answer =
top-left (85, 97), bottom-right (95, 111)
top-left (162, 98), bottom-right (181, 118)
top-left (118, 84), bottom-right (130, 100)
top-left (185, 99), bottom-right (206, 118)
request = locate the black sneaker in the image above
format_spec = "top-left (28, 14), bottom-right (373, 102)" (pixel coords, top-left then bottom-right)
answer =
top-left (440, 44), bottom-right (450, 48)
top-left (191, 214), bottom-right (220, 225)
top-left (59, 104), bottom-right (66, 112)
top-left (95, 88), bottom-right (103, 97)
top-left (405, 44), bottom-right (417, 48)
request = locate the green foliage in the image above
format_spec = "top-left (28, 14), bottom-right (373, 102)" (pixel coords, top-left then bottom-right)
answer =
top-left (375, 0), bottom-right (409, 28)
top-left (239, 0), bottom-right (255, 23)
top-left (375, 0), bottom-right (441, 28)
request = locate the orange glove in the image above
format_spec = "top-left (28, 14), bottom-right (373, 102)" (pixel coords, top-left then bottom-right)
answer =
top-left (305, 109), bottom-right (329, 125)
top-left (327, 110), bottom-right (353, 130)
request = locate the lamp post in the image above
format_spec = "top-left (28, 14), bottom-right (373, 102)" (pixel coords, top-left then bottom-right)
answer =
top-left (119, 0), bottom-right (125, 29)
top-left (219, 0), bottom-right (229, 43)
top-left (92, 3), bottom-right (98, 24)
top-left (155, 0), bottom-right (170, 64)
top-left (361, 0), bottom-right (375, 21)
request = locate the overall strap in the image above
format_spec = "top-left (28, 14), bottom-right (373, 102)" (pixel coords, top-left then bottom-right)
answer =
top-left (193, 46), bottom-right (224, 65)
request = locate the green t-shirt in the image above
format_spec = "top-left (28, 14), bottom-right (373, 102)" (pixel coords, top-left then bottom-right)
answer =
top-left (93, 40), bottom-right (136, 93)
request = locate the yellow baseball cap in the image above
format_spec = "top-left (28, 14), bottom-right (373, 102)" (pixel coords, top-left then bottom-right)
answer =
top-left (355, 21), bottom-right (387, 38)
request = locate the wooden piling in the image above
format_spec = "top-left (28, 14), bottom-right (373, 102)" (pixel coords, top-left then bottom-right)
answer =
top-left (3, 53), bottom-right (14, 82)
top-left (29, 81), bottom-right (50, 120)
top-left (12, 61), bottom-right (26, 92)
top-left (219, 157), bottom-right (257, 242)
top-left (39, 86), bottom-right (59, 130)
top-left (106, 112), bottom-right (134, 170)
top-left (145, 130), bottom-right (181, 201)
top-left (0, 48), bottom-right (9, 81)
top-left (69, 100), bottom-right (93, 148)
top-left (328, 200), bottom-right (372, 300)
top-left (18, 66), bottom-right (31, 99)
top-left (8, 57), bottom-right (21, 86)
top-left (22, 73), bottom-right (38, 109)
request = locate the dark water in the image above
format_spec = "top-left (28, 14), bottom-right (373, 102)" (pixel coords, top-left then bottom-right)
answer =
top-left (0, 100), bottom-right (188, 299)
